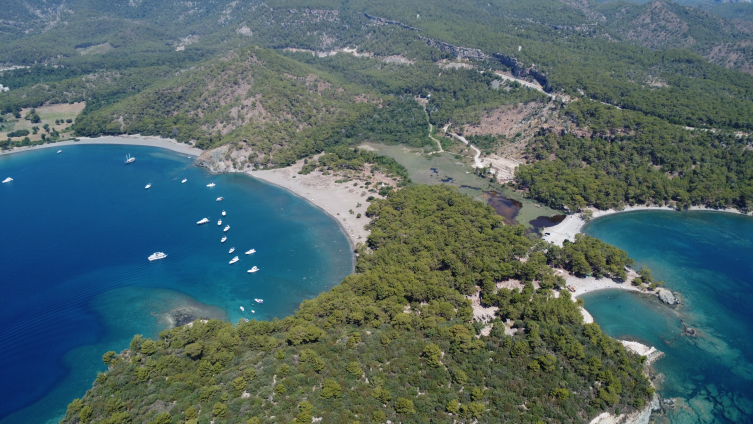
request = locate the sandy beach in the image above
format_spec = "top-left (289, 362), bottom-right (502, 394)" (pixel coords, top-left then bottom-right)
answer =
top-left (0, 135), bottom-right (202, 157)
top-left (543, 204), bottom-right (748, 247)
top-left (245, 158), bottom-right (386, 248)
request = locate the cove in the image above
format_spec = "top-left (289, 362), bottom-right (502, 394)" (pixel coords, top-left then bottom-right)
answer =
top-left (0, 145), bottom-right (353, 423)
top-left (581, 211), bottom-right (753, 423)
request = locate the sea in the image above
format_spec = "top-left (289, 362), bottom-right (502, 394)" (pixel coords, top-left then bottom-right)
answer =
top-left (581, 211), bottom-right (753, 423)
top-left (0, 144), bottom-right (353, 423)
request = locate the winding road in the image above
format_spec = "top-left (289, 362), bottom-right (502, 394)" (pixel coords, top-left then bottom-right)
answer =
top-left (449, 133), bottom-right (484, 168)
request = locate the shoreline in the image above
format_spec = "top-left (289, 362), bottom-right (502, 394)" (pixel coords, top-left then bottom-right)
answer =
top-left (240, 158), bottom-right (381, 251)
top-left (556, 268), bottom-right (646, 300)
top-left (0, 135), bottom-right (203, 157)
top-left (542, 204), bottom-right (749, 247)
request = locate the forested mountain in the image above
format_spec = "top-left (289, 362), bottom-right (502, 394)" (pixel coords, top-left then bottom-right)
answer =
top-left (62, 186), bottom-right (653, 424)
top-left (2, 0), bottom-right (753, 206)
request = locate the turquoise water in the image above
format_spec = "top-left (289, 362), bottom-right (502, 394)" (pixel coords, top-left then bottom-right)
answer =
top-left (582, 211), bottom-right (753, 423)
top-left (0, 145), bottom-right (353, 423)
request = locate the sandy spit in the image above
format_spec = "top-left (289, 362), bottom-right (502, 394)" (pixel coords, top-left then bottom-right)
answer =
top-left (0, 135), bottom-right (202, 157)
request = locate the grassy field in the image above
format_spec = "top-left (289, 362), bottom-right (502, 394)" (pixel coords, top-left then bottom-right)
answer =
top-left (1, 102), bottom-right (85, 142)
top-left (360, 141), bottom-right (561, 229)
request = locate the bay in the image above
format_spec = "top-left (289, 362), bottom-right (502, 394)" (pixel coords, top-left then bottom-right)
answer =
top-left (0, 144), bottom-right (353, 423)
top-left (582, 211), bottom-right (753, 423)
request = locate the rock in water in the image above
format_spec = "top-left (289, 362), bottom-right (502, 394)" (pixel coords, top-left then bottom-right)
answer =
top-left (657, 288), bottom-right (677, 305)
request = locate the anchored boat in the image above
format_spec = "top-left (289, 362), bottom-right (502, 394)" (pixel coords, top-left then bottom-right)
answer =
top-left (148, 252), bottom-right (167, 261)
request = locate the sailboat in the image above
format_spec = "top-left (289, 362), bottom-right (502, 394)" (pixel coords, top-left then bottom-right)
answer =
top-left (125, 154), bottom-right (135, 164)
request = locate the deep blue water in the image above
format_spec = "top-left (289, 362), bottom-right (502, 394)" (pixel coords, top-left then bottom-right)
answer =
top-left (0, 145), bottom-right (353, 423)
top-left (582, 211), bottom-right (753, 423)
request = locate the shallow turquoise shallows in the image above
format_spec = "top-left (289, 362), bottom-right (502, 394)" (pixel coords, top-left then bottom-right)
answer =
top-left (582, 211), bottom-right (753, 423)
top-left (0, 145), bottom-right (353, 423)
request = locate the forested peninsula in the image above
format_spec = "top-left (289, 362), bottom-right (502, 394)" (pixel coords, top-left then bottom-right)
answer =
top-left (63, 186), bottom-right (653, 424)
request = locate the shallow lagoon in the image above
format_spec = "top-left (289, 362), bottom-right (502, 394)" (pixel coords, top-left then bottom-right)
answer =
top-left (582, 211), bottom-right (753, 423)
top-left (0, 145), bottom-right (353, 423)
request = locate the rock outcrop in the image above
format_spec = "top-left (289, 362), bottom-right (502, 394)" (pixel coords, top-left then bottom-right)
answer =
top-left (589, 394), bottom-right (660, 424)
top-left (418, 36), bottom-right (488, 61)
top-left (657, 288), bottom-right (677, 305)
top-left (493, 53), bottom-right (550, 90)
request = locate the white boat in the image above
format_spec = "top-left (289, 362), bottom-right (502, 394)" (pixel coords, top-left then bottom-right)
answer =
top-left (245, 249), bottom-right (256, 255)
top-left (251, 310), bottom-right (255, 313)
top-left (240, 306), bottom-right (245, 311)
top-left (197, 218), bottom-right (209, 225)
top-left (222, 210), bottom-right (226, 216)
top-left (57, 150), bottom-right (62, 154)
top-left (181, 178), bottom-right (187, 183)
top-left (229, 247), bottom-right (235, 253)
top-left (125, 154), bottom-right (135, 164)
top-left (2, 177), bottom-right (12, 183)
top-left (218, 219), bottom-right (222, 226)
top-left (224, 225), bottom-right (230, 232)
top-left (207, 183), bottom-right (215, 187)
top-left (254, 298), bottom-right (264, 304)
top-left (216, 197), bottom-right (223, 202)
top-left (221, 236), bottom-right (227, 243)
top-left (248, 266), bottom-right (259, 273)
top-left (229, 256), bottom-right (239, 264)
top-left (148, 252), bottom-right (167, 261)
top-left (145, 183), bottom-right (151, 189)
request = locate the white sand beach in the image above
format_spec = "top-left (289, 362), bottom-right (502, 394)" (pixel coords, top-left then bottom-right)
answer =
top-left (554, 268), bottom-right (646, 300)
top-left (0, 135), bottom-right (202, 157)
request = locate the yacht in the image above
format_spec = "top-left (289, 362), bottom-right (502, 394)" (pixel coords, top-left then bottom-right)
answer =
top-left (221, 235), bottom-right (227, 243)
top-left (148, 252), bottom-right (167, 261)
top-left (222, 210), bottom-right (226, 216)
top-left (224, 225), bottom-right (230, 232)
top-left (254, 298), bottom-right (264, 304)
top-left (229, 247), bottom-right (235, 254)
top-left (248, 266), bottom-right (259, 273)
top-left (207, 183), bottom-right (215, 187)
top-left (240, 306), bottom-right (244, 312)
top-left (181, 178), bottom-right (187, 183)
top-left (251, 310), bottom-right (255, 313)
top-left (245, 249), bottom-right (256, 255)
top-left (2, 177), bottom-right (12, 183)
top-left (216, 197), bottom-right (223, 202)
top-left (125, 154), bottom-right (135, 164)
top-left (57, 150), bottom-right (62, 154)
top-left (197, 218), bottom-right (210, 225)
top-left (229, 256), bottom-right (239, 264)
top-left (145, 183), bottom-right (151, 189)
top-left (218, 219), bottom-right (222, 226)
